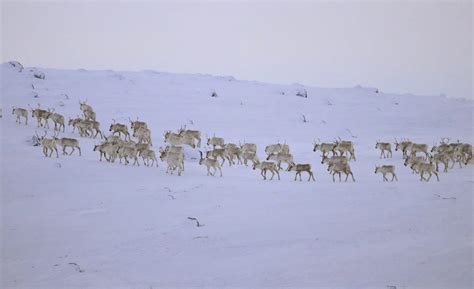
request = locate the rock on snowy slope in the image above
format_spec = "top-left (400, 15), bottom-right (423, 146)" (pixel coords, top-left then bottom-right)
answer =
top-left (8, 60), bottom-right (24, 72)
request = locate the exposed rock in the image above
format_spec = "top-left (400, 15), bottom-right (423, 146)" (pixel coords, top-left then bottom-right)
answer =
top-left (33, 70), bottom-right (45, 80)
top-left (8, 61), bottom-right (23, 72)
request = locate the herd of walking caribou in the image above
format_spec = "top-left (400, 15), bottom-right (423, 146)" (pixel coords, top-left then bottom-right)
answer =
top-left (10, 101), bottom-right (473, 182)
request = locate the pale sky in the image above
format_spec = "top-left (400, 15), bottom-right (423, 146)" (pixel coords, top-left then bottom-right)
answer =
top-left (1, 0), bottom-right (472, 99)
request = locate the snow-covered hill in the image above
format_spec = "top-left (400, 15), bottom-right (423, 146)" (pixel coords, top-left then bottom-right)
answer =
top-left (1, 62), bottom-right (473, 288)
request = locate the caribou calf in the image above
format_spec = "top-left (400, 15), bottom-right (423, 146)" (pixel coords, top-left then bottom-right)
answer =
top-left (287, 163), bottom-right (315, 182)
top-left (12, 107), bottom-right (28, 125)
top-left (374, 165), bottom-right (398, 182)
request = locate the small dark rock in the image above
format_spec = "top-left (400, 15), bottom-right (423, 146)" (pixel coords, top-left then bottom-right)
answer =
top-left (8, 61), bottom-right (23, 72)
top-left (33, 70), bottom-right (45, 80)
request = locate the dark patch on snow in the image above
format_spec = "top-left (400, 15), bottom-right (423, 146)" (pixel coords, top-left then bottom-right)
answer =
top-left (8, 61), bottom-right (23, 72)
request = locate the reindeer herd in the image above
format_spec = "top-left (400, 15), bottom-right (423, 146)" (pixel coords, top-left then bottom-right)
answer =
top-left (9, 102), bottom-right (474, 182)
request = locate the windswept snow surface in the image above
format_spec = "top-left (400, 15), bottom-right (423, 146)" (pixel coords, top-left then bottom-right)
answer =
top-left (1, 64), bottom-right (473, 289)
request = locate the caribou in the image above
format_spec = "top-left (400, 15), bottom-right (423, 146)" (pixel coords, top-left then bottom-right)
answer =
top-left (328, 162), bottom-right (355, 182)
top-left (129, 117), bottom-right (148, 134)
top-left (334, 138), bottom-right (356, 161)
top-left (30, 105), bottom-right (51, 128)
top-left (79, 100), bottom-right (94, 119)
top-left (178, 126), bottom-right (201, 147)
top-left (375, 141), bottom-right (392, 158)
top-left (287, 163), bottom-right (316, 182)
top-left (207, 136), bottom-right (225, 149)
top-left (374, 165), bottom-right (398, 182)
top-left (116, 145), bottom-right (140, 166)
top-left (12, 107), bottom-right (28, 125)
top-left (394, 138), bottom-right (412, 157)
top-left (412, 161), bottom-right (439, 182)
top-left (164, 131), bottom-right (195, 148)
top-left (224, 143), bottom-right (242, 166)
top-left (134, 126), bottom-right (152, 146)
top-left (406, 142), bottom-right (429, 160)
top-left (35, 131), bottom-right (59, 158)
top-left (46, 108), bottom-right (65, 132)
top-left (206, 148), bottom-right (228, 166)
top-left (265, 143), bottom-right (290, 157)
top-left (252, 160), bottom-right (280, 180)
top-left (160, 147), bottom-right (184, 175)
top-left (404, 155), bottom-right (425, 174)
top-left (240, 142), bottom-right (257, 153)
top-left (312, 139), bottom-right (335, 158)
top-left (266, 152), bottom-right (295, 170)
top-left (54, 137), bottom-right (81, 156)
top-left (199, 151), bottom-right (222, 177)
top-left (93, 142), bottom-right (118, 162)
top-left (109, 120), bottom-right (130, 140)
top-left (139, 149), bottom-right (159, 167)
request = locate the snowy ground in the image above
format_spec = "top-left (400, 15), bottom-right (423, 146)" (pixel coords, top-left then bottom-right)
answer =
top-left (1, 63), bottom-right (473, 289)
